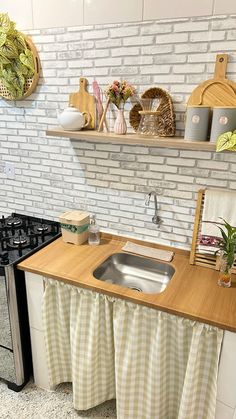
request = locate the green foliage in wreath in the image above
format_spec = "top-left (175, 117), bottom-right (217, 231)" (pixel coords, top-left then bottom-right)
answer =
top-left (0, 13), bottom-right (35, 99)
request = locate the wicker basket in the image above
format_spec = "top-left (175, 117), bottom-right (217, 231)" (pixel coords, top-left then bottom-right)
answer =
top-left (129, 87), bottom-right (176, 136)
top-left (0, 35), bottom-right (40, 101)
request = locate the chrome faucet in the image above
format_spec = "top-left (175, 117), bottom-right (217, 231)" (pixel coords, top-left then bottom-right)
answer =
top-left (145, 191), bottom-right (162, 226)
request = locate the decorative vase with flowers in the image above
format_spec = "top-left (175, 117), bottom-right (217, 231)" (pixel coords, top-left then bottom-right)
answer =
top-left (105, 80), bottom-right (135, 134)
top-left (216, 218), bottom-right (236, 288)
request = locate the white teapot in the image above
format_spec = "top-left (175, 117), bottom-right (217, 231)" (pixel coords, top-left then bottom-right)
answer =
top-left (58, 105), bottom-right (91, 130)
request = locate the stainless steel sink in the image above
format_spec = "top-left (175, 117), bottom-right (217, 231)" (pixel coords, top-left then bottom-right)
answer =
top-left (93, 252), bottom-right (175, 294)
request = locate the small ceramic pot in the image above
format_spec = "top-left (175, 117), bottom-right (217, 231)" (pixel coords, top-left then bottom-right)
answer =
top-left (58, 106), bottom-right (91, 130)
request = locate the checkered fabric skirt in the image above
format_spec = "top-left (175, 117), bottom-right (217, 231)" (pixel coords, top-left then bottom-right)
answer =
top-left (42, 279), bottom-right (223, 419)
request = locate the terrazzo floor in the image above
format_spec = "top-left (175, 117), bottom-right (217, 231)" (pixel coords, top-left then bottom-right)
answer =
top-left (0, 379), bottom-right (117, 419)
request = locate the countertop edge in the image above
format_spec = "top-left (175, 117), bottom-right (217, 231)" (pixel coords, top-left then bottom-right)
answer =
top-left (17, 234), bottom-right (236, 333)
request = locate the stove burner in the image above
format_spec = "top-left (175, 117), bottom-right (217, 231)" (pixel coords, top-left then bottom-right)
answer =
top-left (7, 234), bottom-right (30, 253)
top-left (0, 212), bottom-right (61, 264)
top-left (37, 224), bottom-right (49, 232)
top-left (7, 217), bottom-right (22, 227)
top-left (13, 236), bottom-right (28, 246)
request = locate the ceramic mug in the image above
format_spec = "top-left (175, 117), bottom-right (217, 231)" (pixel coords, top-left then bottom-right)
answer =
top-left (184, 106), bottom-right (211, 141)
top-left (210, 106), bottom-right (236, 142)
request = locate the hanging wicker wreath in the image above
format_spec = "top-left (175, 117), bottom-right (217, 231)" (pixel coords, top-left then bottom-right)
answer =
top-left (129, 87), bottom-right (176, 137)
top-left (0, 13), bottom-right (40, 100)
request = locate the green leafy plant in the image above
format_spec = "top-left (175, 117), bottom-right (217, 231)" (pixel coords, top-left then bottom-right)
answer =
top-left (0, 13), bottom-right (35, 99)
top-left (216, 218), bottom-right (236, 271)
top-left (216, 130), bottom-right (236, 152)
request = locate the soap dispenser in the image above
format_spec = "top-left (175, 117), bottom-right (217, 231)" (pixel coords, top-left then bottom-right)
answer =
top-left (88, 215), bottom-right (100, 245)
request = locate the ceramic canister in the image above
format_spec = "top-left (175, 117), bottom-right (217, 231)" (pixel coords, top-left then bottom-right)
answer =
top-left (184, 106), bottom-right (211, 141)
top-left (210, 106), bottom-right (236, 143)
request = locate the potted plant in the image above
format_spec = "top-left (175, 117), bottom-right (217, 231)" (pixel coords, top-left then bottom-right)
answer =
top-left (0, 13), bottom-right (35, 99)
top-left (216, 218), bottom-right (236, 287)
top-left (216, 130), bottom-right (236, 152)
top-left (105, 80), bottom-right (135, 134)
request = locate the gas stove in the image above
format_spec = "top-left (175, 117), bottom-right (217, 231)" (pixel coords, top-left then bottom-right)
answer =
top-left (0, 213), bottom-right (61, 265)
top-left (0, 212), bottom-right (61, 391)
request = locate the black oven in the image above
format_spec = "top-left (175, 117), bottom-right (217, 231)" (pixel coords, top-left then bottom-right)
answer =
top-left (0, 213), bottom-right (60, 391)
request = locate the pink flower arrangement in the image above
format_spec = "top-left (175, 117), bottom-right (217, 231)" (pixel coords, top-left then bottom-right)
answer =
top-left (105, 80), bottom-right (135, 109)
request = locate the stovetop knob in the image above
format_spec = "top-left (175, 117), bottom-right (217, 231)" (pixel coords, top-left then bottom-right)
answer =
top-left (0, 251), bottom-right (9, 265)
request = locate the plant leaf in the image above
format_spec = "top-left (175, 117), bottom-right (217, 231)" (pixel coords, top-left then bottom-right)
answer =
top-left (10, 32), bottom-right (27, 53)
top-left (0, 39), bottom-right (18, 59)
top-left (0, 13), bottom-right (11, 34)
top-left (19, 48), bottom-right (35, 73)
top-left (0, 32), bottom-right (6, 47)
top-left (8, 21), bottom-right (16, 34)
top-left (11, 58), bottom-right (28, 75)
top-left (226, 133), bottom-right (236, 151)
top-left (218, 226), bottom-right (228, 243)
top-left (0, 75), bottom-right (17, 98)
top-left (216, 131), bottom-right (235, 152)
top-left (13, 71), bottom-right (25, 96)
top-left (1, 67), bottom-right (25, 97)
top-left (0, 52), bottom-right (11, 65)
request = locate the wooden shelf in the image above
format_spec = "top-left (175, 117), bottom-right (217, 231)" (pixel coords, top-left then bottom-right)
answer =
top-left (46, 127), bottom-right (217, 151)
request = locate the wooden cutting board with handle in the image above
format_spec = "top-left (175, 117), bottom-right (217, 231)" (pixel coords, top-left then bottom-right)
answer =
top-left (187, 54), bottom-right (236, 107)
top-left (69, 77), bottom-right (96, 129)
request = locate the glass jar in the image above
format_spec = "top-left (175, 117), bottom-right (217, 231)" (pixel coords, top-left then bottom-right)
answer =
top-left (137, 110), bottom-right (165, 136)
top-left (218, 251), bottom-right (232, 288)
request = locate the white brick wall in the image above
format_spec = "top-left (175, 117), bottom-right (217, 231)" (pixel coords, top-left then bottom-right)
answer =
top-left (0, 14), bottom-right (236, 249)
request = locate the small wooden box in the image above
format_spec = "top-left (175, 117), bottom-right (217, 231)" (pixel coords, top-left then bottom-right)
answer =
top-left (59, 210), bottom-right (90, 245)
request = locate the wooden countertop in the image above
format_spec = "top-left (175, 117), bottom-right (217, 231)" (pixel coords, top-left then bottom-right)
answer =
top-left (17, 234), bottom-right (236, 332)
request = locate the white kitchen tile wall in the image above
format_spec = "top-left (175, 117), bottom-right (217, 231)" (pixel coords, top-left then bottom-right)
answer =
top-left (84, 0), bottom-right (143, 25)
top-left (143, 0), bottom-right (214, 20)
top-left (0, 15), bottom-right (236, 249)
top-left (214, 0), bottom-right (236, 15)
top-left (0, 0), bottom-right (33, 30)
top-left (32, 0), bottom-right (83, 29)
top-left (2, 0), bottom-right (235, 30)
top-left (1, 0), bottom-right (235, 30)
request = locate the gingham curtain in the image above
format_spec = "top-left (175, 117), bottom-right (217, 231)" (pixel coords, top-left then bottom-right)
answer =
top-left (42, 279), bottom-right (115, 410)
top-left (42, 279), bottom-right (223, 419)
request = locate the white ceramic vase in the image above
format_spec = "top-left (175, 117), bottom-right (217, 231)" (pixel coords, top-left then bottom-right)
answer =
top-left (114, 109), bottom-right (127, 135)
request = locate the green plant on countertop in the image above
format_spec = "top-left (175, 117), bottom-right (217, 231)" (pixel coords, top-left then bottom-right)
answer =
top-left (216, 130), bottom-right (236, 152)
top-left (0, 13), bottom-right (35, 99)
top-left (216, 218), bottom-right (236, 286)
top-left (217, 218), bottom-right (236, 267)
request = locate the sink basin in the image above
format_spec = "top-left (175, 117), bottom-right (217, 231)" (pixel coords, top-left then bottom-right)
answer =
top-left (93, 252), bottom-right (175, 294)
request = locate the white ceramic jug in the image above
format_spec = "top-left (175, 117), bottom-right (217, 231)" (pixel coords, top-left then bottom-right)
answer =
top-left (58, 105), bottom-right (91, 130)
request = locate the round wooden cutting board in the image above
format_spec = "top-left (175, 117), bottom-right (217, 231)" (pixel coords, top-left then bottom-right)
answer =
top-left (187, 54), bottom-right (236, 107)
